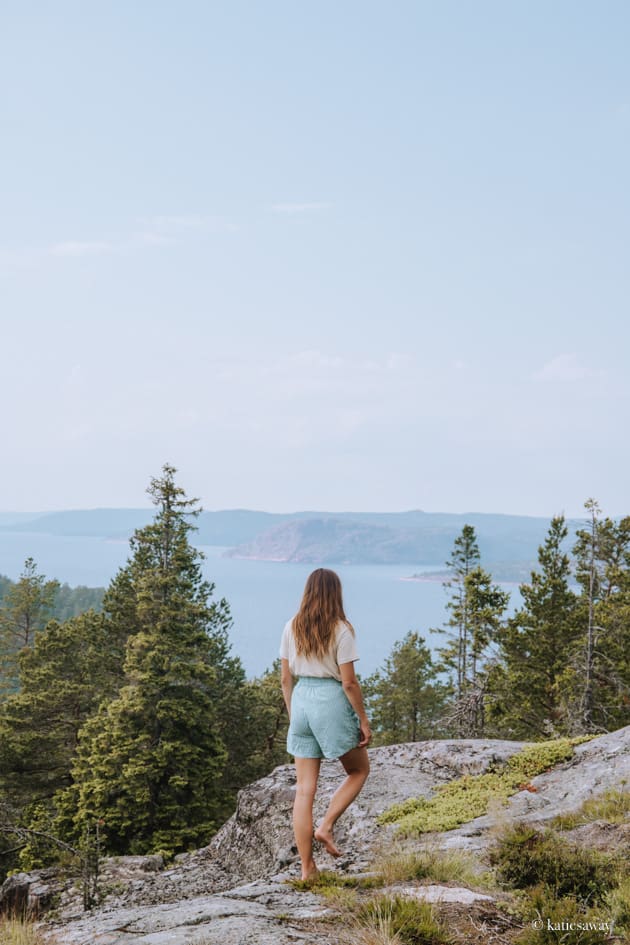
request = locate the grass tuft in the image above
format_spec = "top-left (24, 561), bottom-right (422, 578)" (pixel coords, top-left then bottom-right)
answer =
top-left (353, 894), bottom-right (452, 945)
top-left (552, 785), bottom-right (630, 830)
top-left (371, 846), bottom-right (495, 890)
top-left (0, 917), bottom-right (53, 945)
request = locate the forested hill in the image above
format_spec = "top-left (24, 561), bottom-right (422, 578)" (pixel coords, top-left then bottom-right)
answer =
top-left (1, 507), bottom-right (582, 567)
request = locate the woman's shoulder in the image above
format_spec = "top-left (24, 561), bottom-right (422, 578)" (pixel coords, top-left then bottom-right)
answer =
top-left (335, 619), bottom-right (355, 636)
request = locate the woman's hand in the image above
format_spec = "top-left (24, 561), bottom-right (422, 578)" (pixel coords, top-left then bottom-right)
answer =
top-left (358, 718), bottom-right (372, 748)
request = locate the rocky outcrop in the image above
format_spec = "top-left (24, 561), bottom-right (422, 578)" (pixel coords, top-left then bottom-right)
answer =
top-left (5, 726), bottom-right (627, 944)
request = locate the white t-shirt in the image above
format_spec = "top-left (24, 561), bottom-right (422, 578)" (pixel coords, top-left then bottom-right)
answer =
top-left (279, 619), bottom-right (359, 681)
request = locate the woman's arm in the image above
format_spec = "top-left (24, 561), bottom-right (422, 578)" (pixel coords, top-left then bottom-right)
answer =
top-left (339, 661), bottom-right (372, 748)
top-left (280, 658), bottom-right (294, 719)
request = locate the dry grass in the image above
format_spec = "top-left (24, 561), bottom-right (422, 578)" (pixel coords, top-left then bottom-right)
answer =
top-left (0, 916), bottom-right (53, 945)
top-left (372, 845), bottom-right (495, 890)
top-left (552, 786), bottom-right (630, 830)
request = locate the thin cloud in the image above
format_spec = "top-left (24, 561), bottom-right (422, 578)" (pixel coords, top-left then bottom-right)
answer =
top-left (49, 240), bottom-right (115, 258)
top-left (270, 201), bottom-right (331, 215)
top-left (534, 352), bottom-right (595, 382)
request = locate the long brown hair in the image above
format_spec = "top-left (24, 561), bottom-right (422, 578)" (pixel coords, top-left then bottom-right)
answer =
top-left (292, 568), bottom-right (354, 657)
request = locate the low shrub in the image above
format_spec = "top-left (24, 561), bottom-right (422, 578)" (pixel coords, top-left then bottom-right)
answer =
top-left (488, 823), bottom-right (617, 904)
top-left (515, 885), bottom-right (615, 945)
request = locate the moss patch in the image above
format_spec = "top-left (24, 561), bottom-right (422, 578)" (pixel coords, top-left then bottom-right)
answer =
top-left (378, 737), bottom-right (591, 837)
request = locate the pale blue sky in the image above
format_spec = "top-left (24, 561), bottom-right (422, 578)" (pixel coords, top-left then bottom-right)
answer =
top-left (1, 1), bottom-right (628, 516)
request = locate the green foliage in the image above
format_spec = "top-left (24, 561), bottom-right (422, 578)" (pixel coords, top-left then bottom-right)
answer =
top-left (356, 894), bottom-right (451, 945)
top-left (515, 885), bottom-right (616, 945)
top-left (486, 516), bottom-right (579, 739)
top-left (435, 527), bottom-right (510, 737)
top-left (0, 559), bottom-right (59, 699)
top-left (604, 875), bottom-right (630, 934)
top-left (363, 633), bottom-right (447, 745)
top-left (0, 610), bottom-right (121, 810)
top-left (378, 738), bottom-right (588, 836)
top-left (50, 584), bottom-right (105, 622)
top-left (489, 823), bottom-right (617, 902)
top-left (244, 659), bottom-right (291, 777)
top-left (57, 465), bottom-right (233, 856)
top-left (561, 505), bottom-right (630, 733)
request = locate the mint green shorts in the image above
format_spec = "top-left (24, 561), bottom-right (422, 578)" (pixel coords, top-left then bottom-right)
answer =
top-left (287, 676), bottom-right (361, 760)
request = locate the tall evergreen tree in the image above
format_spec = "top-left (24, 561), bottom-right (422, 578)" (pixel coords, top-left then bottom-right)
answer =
top-left (363, 632), bottom-right (447, 744)
top-left (57, 465), bottom-right (233, 856)
top-left (0, 611), bottom-right (118, 812)
top-left (438, 526), bottom-right (481, 701)
top-left (435, 527), bottom-right (508, 735)
top-left (0, 559), bottom-right (59, 698)
top-left (560, 504), bottom-right (630, 732)
top-left (486, 516), bottom-right (578, 738)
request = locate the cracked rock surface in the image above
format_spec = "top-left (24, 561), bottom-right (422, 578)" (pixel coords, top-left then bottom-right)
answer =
top-left (5, 726), bottom-right (626, 944)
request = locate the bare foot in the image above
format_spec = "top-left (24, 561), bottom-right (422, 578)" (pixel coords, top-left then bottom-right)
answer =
top-left (314, 824), bottom-right (342, 857)
top-left (301, 865), bottom-right (320, 882)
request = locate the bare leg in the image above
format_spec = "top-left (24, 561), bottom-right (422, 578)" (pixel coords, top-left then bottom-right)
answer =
top-left (293, 756), bottom-right (322, 880)
top-left (314, 746), bottom-right (370, 857)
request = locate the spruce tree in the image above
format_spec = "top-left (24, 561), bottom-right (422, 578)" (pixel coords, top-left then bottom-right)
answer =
top-left (0, 558), bottom-right (59, 698)
top-left (58, 465), bottom-right (231, 856)
top-left (486, 516), bottom-right (578, 738)
top-left (435, 527), bottom-right (508, 735)
top-left (0, 611), bottom-right (116, 812)
top-left (436, 525), bottom-right (481, 702)
top-left (363, 632), bottom-right (447, 744)
top-left (560, 505), bottom-right (630, 732)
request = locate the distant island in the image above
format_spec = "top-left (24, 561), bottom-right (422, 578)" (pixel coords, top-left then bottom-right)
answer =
top-left (1, 507), bottom-right (581, 569)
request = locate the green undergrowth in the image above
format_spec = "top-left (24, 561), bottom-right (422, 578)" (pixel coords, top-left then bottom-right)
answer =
top-left (378, 737), bottom-right (592, 837)
top-left (552, 783), bottom-right (630, 830)
top-left (490, 821), bottom-right (630, 942)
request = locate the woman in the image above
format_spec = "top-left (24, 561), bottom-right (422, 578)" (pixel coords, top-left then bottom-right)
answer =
top-left (280, 568), bottom-right (372, 881)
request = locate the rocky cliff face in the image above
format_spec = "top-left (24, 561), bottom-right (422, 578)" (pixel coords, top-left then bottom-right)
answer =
top-left (5, 726), bottom-right (629, 945)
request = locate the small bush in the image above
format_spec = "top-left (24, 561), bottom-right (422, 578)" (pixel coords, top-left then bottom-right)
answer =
top-left (515, 885), bottom-right (615, 945)
top-left (604, 874), bottom-right (630, 933)
top-left (356, 894), bottom-right (452, 945)
top-left (489, 823), bottom-right (616, 903)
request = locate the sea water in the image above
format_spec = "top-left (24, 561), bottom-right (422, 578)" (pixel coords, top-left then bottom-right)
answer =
top-left (0, 532), bottom-right (521, 677)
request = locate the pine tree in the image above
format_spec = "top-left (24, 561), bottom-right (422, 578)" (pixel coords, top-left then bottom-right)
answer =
top-left (561, 504), bottom-right (630, 732)
top-left (0, 559), bottom-right (59, 698)
top-left (435, 525), bottom-right (481, 703)
top-left (435, 527), bottom-right (508, 736)
top-left (57, 465), bottom-right (232, 856)
top-left (0, 611), bottom-right (118, 811)
top-left (486, 516), bottom-right (578, 738)
top-left (363, 632), bottom-right (447, 744)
